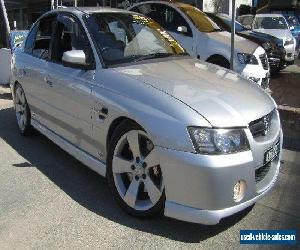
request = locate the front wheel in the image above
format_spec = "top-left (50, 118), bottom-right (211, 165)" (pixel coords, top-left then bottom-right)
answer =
top-left (14, 83), bottom-right (32, 135)
top-left (207, 56), bottom-right (230, 69)
top-left (107, 121), bottom-right (165, 217)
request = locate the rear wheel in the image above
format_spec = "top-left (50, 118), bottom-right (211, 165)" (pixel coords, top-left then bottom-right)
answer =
top-left (14, 83), bottom-right (32, 135)
top-left (107, 121), bottom-right (165, 217)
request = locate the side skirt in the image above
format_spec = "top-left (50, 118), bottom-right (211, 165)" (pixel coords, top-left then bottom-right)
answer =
top-left (31, 119), bottom-right (106, 177)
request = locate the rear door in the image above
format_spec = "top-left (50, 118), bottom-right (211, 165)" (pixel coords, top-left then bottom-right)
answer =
top-left (18, 14), bottom-right (57, 125)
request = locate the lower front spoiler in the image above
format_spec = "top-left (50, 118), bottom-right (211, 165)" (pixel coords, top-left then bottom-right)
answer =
top-left (164, 163), bottom-right (279, 225)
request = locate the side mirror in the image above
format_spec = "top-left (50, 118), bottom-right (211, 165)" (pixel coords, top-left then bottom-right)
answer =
top-left (290, 26), bottom-right (295, 31)
top-left (62, 50), bottom-right (94, 70)
top-left (177, 26), bottom-right (188, 34)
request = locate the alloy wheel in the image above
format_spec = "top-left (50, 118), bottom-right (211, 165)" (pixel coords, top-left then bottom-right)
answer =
top-left (112, 130), bottom-right (164, 211)
top-left (15, 86), bottom-right (28, 131)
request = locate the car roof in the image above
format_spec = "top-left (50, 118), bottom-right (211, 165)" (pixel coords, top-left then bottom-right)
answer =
top-left (255, 14), bottom-right (284, 18)
top-left (239, 14), bottom-right (253, 17)
top-left (48, 7), bottom-right (134, 15)
top-left (130, 0), bottom-right (193, 8)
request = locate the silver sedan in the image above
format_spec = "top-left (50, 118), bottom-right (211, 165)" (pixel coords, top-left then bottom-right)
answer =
top-left (10, 7), bottom-right (282, 225)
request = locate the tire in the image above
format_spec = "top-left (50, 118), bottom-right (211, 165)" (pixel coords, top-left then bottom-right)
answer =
top-left (14, 83), bottom-right (32, 135)
top-left (107, 120), bottom-right (165, 217)
top-left (207, 56), bottom-right (230, 69)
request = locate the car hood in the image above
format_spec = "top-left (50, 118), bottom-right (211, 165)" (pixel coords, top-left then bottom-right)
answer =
top-left (254, 29), bottom-right (293, 41)
top-left (113, 58), bottom-right (275, 127)
top-left (205, 31), bottom-right (258, 54)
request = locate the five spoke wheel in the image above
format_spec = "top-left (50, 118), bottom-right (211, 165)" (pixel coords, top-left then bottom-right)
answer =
top-left (108, 121), bottom-right (165, 216)
top-left (14, 84), bottom-right (31, 135)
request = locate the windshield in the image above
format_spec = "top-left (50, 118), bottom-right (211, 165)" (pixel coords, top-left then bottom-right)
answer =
top-left (84, 13), bottom-right (185, 66)
top-left (254, 16), bottom-right (288, 30)
top-left (286, 16), bottom-right (300, 27)
top-left (219, 16), bottom-right (245, 32)
top-left (179, 6), bottom-right (221, 33)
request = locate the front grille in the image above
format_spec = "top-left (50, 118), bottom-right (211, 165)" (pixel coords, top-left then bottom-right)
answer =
top-left (255, 162), bottom-right (271, 183)
top-left (249, 110), bottom-right (274, 138)
top-left (259, 54), bottom-right (269, 70)
top-left (261, 77), bottom-right (269, 89)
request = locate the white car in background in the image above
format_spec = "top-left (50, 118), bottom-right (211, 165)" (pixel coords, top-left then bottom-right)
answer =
top-left (252, 14), bottom-right (296, 65)
top-left (129, 2), bottom-right (270, 88)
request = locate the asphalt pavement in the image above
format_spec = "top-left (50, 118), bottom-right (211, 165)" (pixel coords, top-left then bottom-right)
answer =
top-left (0, 85), bottom-right (299, 249)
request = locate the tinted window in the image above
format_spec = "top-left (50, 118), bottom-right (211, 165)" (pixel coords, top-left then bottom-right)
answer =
top-left (254, 17), bottom-right (288, 30)
top-left (51, 14), bottom-right (94, 65)
top-left (31, 15), bottom-right (57, 59)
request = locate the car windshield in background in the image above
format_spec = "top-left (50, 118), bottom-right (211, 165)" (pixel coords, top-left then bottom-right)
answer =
top-left (220, 16), bottom-right (245, 32)
top-left (286, 16), bottom-right (300, 27)
top-left (254, 17), bottom-right (288, 29)
top-left (84, 13), bottom-right (186, 66)
top-left (179, 6), bottom-right (221, 33)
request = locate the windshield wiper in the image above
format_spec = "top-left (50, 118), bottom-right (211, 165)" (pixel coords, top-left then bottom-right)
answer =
top-left (132, 52), bottom-right (180, 63)
top-left (210, 28), bottom-right (223, 32)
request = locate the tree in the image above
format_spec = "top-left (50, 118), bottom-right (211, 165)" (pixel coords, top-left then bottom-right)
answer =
top-left (211, 0), bottom-right (225, 13)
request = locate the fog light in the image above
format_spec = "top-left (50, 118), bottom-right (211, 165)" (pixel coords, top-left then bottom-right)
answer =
top-left (233, 180), bottom-right (246, 202)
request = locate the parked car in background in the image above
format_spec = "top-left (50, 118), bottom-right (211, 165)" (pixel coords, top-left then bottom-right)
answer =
top-left (252, 14), bottom-right (296, 65)
top-left (11, 7), bottom-right (282, 225)
top-left (206, 13), bottom-right (285, 73)
top-left (10, 30), bottom-right (29, 51)
top-left (0, 30), bottom-right (28, 85)
top-left (284, 14), bottom-right (300, 53)
top-left (129, 2), bottom-right (270, 88)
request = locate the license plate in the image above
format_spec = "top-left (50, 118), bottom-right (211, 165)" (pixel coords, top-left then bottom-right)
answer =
top-left (264, 141), bottom-right (280, 165)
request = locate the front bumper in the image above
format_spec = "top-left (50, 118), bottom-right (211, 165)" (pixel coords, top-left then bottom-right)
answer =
top-left (158, 112), bottom-right (282, 225)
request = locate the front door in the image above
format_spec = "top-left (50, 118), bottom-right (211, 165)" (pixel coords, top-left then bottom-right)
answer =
top-left (45, 14), bottom-right (98, 157)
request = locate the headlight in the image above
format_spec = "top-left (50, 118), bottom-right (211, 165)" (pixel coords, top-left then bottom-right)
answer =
top-left (284, 38), bottom-right (294, 46)
top-left (237, 53), bottom-right (258, 65)
top-left (262, 42), bottom-right (272, 51)
top-left (188, 127), bottom-right (250, 154)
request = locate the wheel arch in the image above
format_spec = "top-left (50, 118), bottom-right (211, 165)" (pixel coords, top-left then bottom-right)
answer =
top-left (106, 116), bottom-right (145, 151)
top-left (206, 54), bottom-right (230, 64)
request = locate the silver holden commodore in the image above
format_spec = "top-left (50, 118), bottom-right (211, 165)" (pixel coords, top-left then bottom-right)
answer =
top-left (10, 7), bottom-right (282, 225)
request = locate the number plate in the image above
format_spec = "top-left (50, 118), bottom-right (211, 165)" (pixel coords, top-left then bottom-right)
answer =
top-left (264, 141), bottom-right (280, 165)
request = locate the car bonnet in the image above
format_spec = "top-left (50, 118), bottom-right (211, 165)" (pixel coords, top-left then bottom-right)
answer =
top-left (113, 58), bottom-right (275, 128)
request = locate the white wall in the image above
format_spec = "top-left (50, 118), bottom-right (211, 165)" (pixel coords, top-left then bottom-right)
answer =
top-left (0, 48), bottom-right (11, 85)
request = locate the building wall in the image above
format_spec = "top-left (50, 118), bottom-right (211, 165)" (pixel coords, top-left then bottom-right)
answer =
top-left (202, 0), bottom-right (252, 14)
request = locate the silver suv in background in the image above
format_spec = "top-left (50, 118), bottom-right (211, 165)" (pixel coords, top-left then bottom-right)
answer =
top-left (251, 14), bottom-right (296, 65)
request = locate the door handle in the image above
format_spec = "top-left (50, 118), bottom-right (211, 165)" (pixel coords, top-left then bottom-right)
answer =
top-left (44, 76), bottom-right (53, 87)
